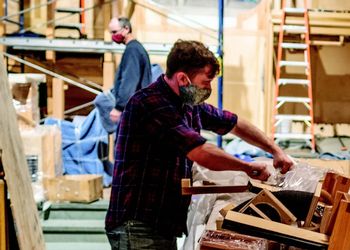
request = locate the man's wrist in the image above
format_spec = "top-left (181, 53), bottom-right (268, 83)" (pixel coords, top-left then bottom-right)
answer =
top-left (270, 144), bottom-right (283, 156)
top-left (242, 162), bottom-right (253, 175)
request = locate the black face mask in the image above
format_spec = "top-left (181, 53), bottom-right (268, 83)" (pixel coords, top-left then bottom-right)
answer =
top-left (179, 76), bottom-right (212, 105)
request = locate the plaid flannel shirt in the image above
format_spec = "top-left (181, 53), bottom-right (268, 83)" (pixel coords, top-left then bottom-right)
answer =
top-left (105, 75), bottom-right (237, 238)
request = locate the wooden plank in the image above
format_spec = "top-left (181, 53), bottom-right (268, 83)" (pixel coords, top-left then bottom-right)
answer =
top-left (102, 0), bottom-right (114, 90)
top-left (326, 191), bottom-right (350, 235)
top-left (46, 0), bottom-right (56, 61)
top-left (52, 78), bottom-right (65, 119)
top-left (248, 203), bottom-right (272, 221)
top-left (103, 61), bottom-right (115, 90)
top-left (0, 53), bottom-right (45, 249)
top-left (181, 178), bottom-right (282, 195)
top-left (329, 200), bottom-right (350, 250)
top-left (320, 205), bottom-right (332, 234)
top-left (263, 0), bottom-right (275, 135)
top-left (331, 175), bottom-right (350, 198)
top-left (108, 134), bottom-right (115, 163)
top-left (0, 179), bottom-right (6, 250)
top-left (103, 0), bottom-right (112, 61)
top-left (250, 179), bottom-right (282, 192)
top-left (181, 178), bottom-right (249, 195)
top-left (219, 203), bottom-right (235, 218)
top-left (23, 0), bottom-right (31, 31)
top-left (0, 0), bottom-right (5, 52)
top-left (303, 182), bottom-right (322, 227)
top-left (223, 211), bottom-right (329, 249)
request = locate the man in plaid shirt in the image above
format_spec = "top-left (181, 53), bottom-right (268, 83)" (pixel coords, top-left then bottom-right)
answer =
top-left (105, 40), bottom-right (293, 249)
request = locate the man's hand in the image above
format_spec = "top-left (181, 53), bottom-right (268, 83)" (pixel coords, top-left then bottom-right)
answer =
top-left (272, 149), bottom-right (294, 174)
top-left (246, 162), bottom-right (270, 181)
top-left (110, 108), bottom-right (122, 123)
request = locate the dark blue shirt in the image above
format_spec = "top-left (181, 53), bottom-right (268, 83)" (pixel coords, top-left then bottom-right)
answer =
top-left (105, 75), bottom-right (237, 238)
top-left (113, 39), bottom-right (152, 111)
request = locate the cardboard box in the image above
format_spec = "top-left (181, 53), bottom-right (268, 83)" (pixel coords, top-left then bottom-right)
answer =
top-left (45, 174), bottom-right (103, 203)
top-left (21, 125), bottom-right (62, 179)
top-left (297, 158), bottom-right (350, 177)
top-left (9, 74), bottom-right (44, 130)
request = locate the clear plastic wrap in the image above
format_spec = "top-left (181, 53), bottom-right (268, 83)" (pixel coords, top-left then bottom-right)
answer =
top-left (20, 125), bottom-right (63, 203)
top-left (199, 230), bottom-right (268, 250)
top-left (253, 157), bottom-right (329, 193)
top-left (279, 161), bottom-right (328, 192)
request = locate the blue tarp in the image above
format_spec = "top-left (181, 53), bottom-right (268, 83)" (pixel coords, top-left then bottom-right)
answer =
top-left (45, 109), bottom-right (113, 186)
top-left (224, 138), bottom-right (272, 159)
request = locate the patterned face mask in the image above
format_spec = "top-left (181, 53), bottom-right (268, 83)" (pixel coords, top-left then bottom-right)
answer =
top-left (179, 75), bottom-right (212, 105)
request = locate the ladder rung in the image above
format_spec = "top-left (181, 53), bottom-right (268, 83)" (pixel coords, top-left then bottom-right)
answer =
top-left (280, 61), bottom-right (308, 67)
top-left (278, 78), bottom-right (309, 85)
top-left (284, 7), bottom-right (306, 14)
top-left (277, 96), bottom-right (311, 103)
top-left (274, 133), bottom-right (313, 140)
top-left (275, 115), bottom-right (311, 121)
top-left (283, 25), bottom-right (307, 33)
top-left (55, 23), bottom-right (84, 29)
top-left (281, 43), bottom-right (308, 49)
top-left (56, 7), bottom-right (83, 14)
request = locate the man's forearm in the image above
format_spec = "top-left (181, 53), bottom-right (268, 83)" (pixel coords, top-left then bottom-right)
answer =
top-left (187, 143), bottom-right (252, 173)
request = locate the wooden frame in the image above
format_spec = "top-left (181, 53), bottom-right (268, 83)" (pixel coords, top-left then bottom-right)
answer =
top-left (238, 189), bottom-right (297, 225)
top-left (303, 173), bottom-right (350, 229)
top-left (223, 211), bottom-right (329, 249)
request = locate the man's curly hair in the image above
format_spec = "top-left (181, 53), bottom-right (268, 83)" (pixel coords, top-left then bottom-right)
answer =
top-left (165, 40), bottom-right (220, 79)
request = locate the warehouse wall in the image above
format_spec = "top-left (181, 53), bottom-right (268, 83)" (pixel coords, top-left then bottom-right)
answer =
top-left (5, 0), bottom-right (269, 129)
top-left (130, 1), bottom-right (268, 130)
top-left (312, 44), bottom-right (350, 123)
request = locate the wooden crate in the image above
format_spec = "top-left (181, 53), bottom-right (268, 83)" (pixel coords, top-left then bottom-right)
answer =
top-left (20, 125), bottom-right (62, 179)
top-left (45, 174), bottom-right (103, 202)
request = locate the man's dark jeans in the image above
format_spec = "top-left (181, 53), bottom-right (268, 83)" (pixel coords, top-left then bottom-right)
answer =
top-left (106, 220), bottom-right (177, 250)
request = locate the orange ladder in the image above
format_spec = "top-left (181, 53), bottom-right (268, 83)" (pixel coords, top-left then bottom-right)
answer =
top-left (272, 0), bottom-right (315, 150)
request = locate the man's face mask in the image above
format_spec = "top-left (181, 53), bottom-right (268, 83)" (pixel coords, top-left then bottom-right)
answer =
top-left (179, 75), bottom-right (211, 105)
top-left (112, 33), bottom-right (125, 44)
